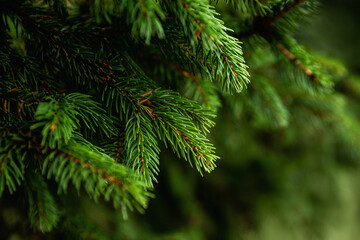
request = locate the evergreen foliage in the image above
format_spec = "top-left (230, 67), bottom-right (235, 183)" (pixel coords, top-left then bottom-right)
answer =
top-left (1, 0), bottom-right (359, 239)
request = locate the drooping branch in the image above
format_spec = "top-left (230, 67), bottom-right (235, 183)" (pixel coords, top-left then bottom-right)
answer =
top-left (29, 133), bottom-right (129, 189)
top-left (53, 149), bottom-right (126, 188)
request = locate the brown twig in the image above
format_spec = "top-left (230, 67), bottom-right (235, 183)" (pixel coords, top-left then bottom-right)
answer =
top-left (97, 60), bottom-right (114, 84)
top-left (141, 89), bottom-right (155, 97)
top-left (139, 98), bottom-right (152, 105)
top-left (62, 47), bottom-right (68, 57)
top-left (17, 102), bottom-right (24, 120)
top-left (3, 100), bottom-right (7, 114)
top-left (275, 42), bottom-right (317, 81)
top-left (173, 41), bottom-right (205, 64)
top-left (9, 87), bottom-right (22, 92)
top-left (0, 154), bottom-right (9, 175)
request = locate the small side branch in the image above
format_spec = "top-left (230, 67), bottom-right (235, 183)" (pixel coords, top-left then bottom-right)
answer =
top-left (173, 41), bottom-right (205, 64)
top-left (275, 42), bottom-right (317, 82)
top-left (175, 129), bottom-right (210, 166)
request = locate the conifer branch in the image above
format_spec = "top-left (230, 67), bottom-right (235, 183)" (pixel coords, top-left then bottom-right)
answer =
top-left (142, 102), bottom-right (216, 171)
top-left (2, 6), bottom-right (115, 88)
top-left (140, 103), bottom-right (213, 168)
top-left (1, 0), bottom-right (354, 237)
top-left (31, 93), bottom-right (115, 148)
top-left (165, 0), bottom-right (249, 92)
top-left (51, 149), bottom-right (126, 188)
top-left (102, 77), bottom-right (216, 182)
top-left (32, 138), bottom-right (151, 213)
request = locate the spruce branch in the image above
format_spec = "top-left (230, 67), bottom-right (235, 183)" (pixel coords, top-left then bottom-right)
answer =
top-left (49, 150), bottom-right (126, 189)
top-left (30, 93), bottom-right (115, 148)
top-left (102, 73), bottom-right (217, 184)
top-left (0, 124), bottom-right (151, 217)
top-left (38, 140), bottom-right (151, 215)
top-left (2, 5), bottom-right (114, 88)
top-left (125, 113), bottom-right (160, 186)
top-left (164, 0), bottom-right (250, 93)
top-left (141, 99), bottom-right (217, 172)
